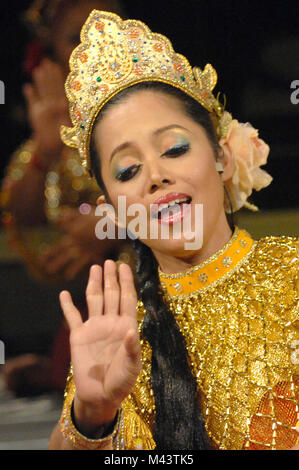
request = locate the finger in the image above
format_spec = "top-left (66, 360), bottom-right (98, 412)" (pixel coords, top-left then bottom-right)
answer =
top-left (59, 290), bottom-right (82, 330)
top-left (32, 66), bottom-right (46, 98)
top-left (33, 61), bottom-right (60, 100)
top-left (43, 59), bottom-right (66, 97)
top-left (34, 61), bottom-right (54, 98)
top-left (46, 244), bottom-right (81, 274)
top-left (118, 263), bottom-right (137, 319)
top-left (104, 259), bottom-right (120, 316)
top-left (40, 237), bottom-right (72, 262)
top-left (124, 329), bottom-right (140, 359)
top-left (23, 83), bottom-right (39, 107)
top-left (123, 330), bottom-right (141, 379)
top-left (85, 264), bottom-right (104, 317)
top-left (45, 249), bottom-right (73, 274)
top-left (64, 253), bottom-right (91, 281)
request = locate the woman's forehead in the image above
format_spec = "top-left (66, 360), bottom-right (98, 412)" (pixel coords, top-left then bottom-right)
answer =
top-left (105, 89), bottom-right (184, 119)
top-left (95, 90), bottom-right (190, 140)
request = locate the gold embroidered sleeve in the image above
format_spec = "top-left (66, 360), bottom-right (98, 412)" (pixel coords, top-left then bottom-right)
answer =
top-left (60, 321), bottom-right (156, 451)
top-left (120, 395), bottom-right (156, 450)
top-left (59, 366), bottom-right (120, 450)
top-left (118, 300), bottom-right (156, 450)
top-left (59, 372), bottom-right (156, 450)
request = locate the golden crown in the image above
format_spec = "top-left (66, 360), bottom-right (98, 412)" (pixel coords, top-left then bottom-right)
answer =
top-left (61, 10), bottom-right (225, 172)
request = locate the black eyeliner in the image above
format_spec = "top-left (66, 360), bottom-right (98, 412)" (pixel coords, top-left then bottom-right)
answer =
top-left (115, 163), bottom-right (142, 181)
top-left (162, 143), bottom-right (190, 157)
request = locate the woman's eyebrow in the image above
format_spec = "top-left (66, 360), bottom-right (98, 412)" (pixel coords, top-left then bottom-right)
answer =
top-left (153, 124), bottom-right (188, 136)
top-left (110, 141), bottom-right (133, 162)
top-left (109, 125), bottom-right (189, 162)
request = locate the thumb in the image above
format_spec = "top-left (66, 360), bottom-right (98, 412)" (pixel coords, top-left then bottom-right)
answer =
top-left (23, 83), bottom-right (38, 107)
top-left (124, 329), bottom-right (140, 364)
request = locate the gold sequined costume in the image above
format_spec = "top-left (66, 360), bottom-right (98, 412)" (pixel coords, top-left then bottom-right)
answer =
top-left (61, 227), bottom-right (299, 450)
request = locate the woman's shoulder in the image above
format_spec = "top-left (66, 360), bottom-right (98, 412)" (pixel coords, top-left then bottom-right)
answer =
top-left (246, 232), bottom-right (298, 302)
top-left (252, 232), bottom-right (298, 267)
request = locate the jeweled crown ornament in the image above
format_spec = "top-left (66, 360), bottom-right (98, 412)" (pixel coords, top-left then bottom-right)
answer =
top-left (61, 10), bottom-right (224, 172)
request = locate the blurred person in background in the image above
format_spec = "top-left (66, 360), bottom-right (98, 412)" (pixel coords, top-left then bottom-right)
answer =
top-left (0, 0), bottom-right (128, 397)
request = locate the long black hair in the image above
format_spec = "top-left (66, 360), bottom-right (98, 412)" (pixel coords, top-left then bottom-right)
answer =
top-left (90, 82), bottom-right (233, 449)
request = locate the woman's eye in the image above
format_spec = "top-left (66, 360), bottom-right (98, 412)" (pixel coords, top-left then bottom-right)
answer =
top-left (162, 143), bottom-right (190, 158)
top-left (115, 164), bottom-right (142, 182)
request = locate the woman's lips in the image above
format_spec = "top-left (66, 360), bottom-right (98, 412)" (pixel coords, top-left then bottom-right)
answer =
top-left (153, 191), bottom-right (191, 206)
top-left (150, 192), bottom-right (192, 225)
top-left (158, 201), bottom-right (191, 225)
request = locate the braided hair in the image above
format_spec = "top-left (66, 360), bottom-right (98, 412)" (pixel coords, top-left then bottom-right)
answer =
top-left (90, 82), bottom-right (232, 449)
top-left (132, 238), bottom-right (207, 449)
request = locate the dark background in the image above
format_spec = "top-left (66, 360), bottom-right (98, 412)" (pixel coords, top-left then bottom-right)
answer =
top-left (0, 0), bottom-right (298, 210)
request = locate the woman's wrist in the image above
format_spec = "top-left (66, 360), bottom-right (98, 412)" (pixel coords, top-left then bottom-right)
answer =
top-left (59, 387), bottom-right (120, 449)
top-left (72, 401), bottom-right (118, 440)
top-left (73, 395), bottom-right (118, 439)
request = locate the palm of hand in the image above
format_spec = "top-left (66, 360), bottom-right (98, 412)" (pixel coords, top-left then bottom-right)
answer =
top-left (60, 261), bottom-right (141, 413)
top-left (31, 98), bottom-right (68, 148)
top-left (71, 312), bottom-right (140, 406)
top-left (24, 59), bottom-right (70, 157)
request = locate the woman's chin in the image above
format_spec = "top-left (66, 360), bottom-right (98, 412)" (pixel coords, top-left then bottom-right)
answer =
top-left (144, 233), bottom-right (203, 257)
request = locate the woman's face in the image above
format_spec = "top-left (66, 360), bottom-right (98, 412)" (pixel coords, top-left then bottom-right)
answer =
top-left (94, 90), bottom-right (232, 260)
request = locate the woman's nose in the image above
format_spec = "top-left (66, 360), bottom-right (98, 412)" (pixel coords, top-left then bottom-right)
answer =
top-left (147, 163), bottom-right (174, 193)
top-left (149, 176), bottom-right (171, 193)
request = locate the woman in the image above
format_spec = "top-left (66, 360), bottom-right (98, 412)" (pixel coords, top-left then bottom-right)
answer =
top-left (1, 0), bottom-right (126, 282)
top-left (0, 0), bottom-right (127, 396)
top-left (49, 11), bottom-right (298, 450)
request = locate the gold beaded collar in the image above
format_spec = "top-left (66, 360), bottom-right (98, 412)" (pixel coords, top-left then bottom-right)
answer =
top-left (158, 226), bottom-right (255, 297)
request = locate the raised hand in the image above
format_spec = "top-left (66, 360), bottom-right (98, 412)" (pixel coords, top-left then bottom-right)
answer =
top-left (39, 235), bottom-right (95, 282)
top-left (39, 208), bottom-right (119, 281)
top-left (23, 58), bottom-right (70, 163)
top-left (59, 260), bottom-right (141, 432)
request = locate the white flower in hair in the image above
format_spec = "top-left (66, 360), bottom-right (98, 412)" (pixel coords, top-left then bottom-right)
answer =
top-left (219, 111), bottom-right (273, 212)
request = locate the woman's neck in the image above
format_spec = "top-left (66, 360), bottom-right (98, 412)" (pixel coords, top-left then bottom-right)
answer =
top-left (152, 218), bottom-right (233, 275)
